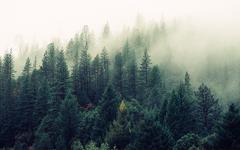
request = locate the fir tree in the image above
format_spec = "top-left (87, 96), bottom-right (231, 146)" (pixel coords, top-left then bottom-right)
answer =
top-left (133, 111), bottom-right (174, 150)
top-left (0, 52), bottom-right (15, 147)
top-left (137, 48), bottom-right (151, 100)
top-left (17, 58), bottom-right (35, 132)
top-left (56, 92), bottom-right (80, 150)
top-left (166, 82), bottom-right (196, 139)
top-left (100, 47), bottom-right (110, 93)
top-left (55, 50), bottom-right (69, 101)
top-left (113, 52), bottom-right (123, 95)
top-left (106, 100), bottom-right (131, 150)
top-left (195, 83), bottom-right (221, 135)
top-left (33, 78), bottom-right (51, 127)
top-left (78, 42), bottom-right (91, 104)
top-left (214, 103), bottom-right (240, 150)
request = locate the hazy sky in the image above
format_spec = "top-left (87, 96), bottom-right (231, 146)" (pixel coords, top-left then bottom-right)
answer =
top-left (0, 0), bottom-right (239, 53)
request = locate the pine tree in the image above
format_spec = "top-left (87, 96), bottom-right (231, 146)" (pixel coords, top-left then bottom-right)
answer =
top-left (113, 52), bottom-right (123, 95)
top-left (40, 43), bottom-right (57, 88)
top-left (78, 42), bottom-right (91, 104)
top-left (184, 72), bottom-right (191, 92)
top-left (102, 23), bottom-right (110, 39)
top-left (139, 48), bottom-right (151, 88)
top-left (122, 40), bottom-right (130, 63)
top-left (17, 58), bottom-right (35, 132)
top-left (159, 98), bottom-right (168, 123)
top-left (33, 78), bottom-right (51, 127)
top-left (133, 111), bottom-right (174, 150)
top-left (173, 133), bottom-right (201, 150)
top-left (195, 83), bottom-right (221, 135)
top-left (56, 92), bottom-right (80, 150)
top-left (137, 48), bottom-right (151, 100)
top-left (0, 52), bottom-right (15, 147)
top-left (127, 49), bottom-right (137, 99)
top-left (106, 100), bottom-right (131, 150)
top-left (31, 57), bottom-right (39, 121)
top-left (71, 55), bottom-right (80, 103)
top-left (214, 103), bottom-right (240, 150)
top-left (146, 65), bottom-right (162, 107)
top-left (99, 84), bottom-right (120, 129)
top-left (121, 41), bottom-right (137, 99)
top-left (0, 57), bottom-right (3, 115)
top-left (165, 82), bottom-right (196, 139)
top-left (66, 34), bottom-right (81, 64)
top-left (54, 50), bottom-right (69, 102)
top-left (91, 54), bottom-right (102, 102)
top-left (100, 47), bottom-right (110, 93)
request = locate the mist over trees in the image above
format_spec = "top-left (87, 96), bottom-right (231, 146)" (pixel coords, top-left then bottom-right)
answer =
top-left (0, 20), bottom-right (240, 149)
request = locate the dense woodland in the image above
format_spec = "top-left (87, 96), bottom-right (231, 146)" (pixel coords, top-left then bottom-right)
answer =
top-left (0, 23), bottom-right (240, 150)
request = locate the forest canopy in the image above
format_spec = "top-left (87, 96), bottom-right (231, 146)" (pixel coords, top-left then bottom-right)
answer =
top-left (0, 19), bottom-right (240, 150)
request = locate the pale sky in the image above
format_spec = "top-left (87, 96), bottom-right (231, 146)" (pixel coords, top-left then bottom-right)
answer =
top-left (0, 0), bottom-right (239, 53)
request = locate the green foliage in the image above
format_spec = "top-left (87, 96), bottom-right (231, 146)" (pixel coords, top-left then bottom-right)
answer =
top-left (0, 52), bottom-right (15, 147)
top-left (137, 48), bottom-right (151, 101)
top-left (113, 52), bottom-right (123, 95)
top-left (195, 83), bottom-right (221, 135)
top-left (72, 140), bottom-right (84, 150)
top-left (56, 92), bottom-right (80, 149)
top-left (165, 80), bottom-right (197, 139)
top-left (17, 58), bottom-right (35, 132)
top-left (55, 50), bottom-right (69, 101)
top-left (214, 103), bottom-right (240, 150)
top-left (106, 101), bottom-right (131, 150)
top-left (173, 133), bottom-right (200, 150)
top-left (200, 133), bottom-right (216, 150)
top-left (132, 111), bottom-right (174, 150)
top-left (33, 132), bottom-right (52, 150)
top-left (0, 28), bottom-right (235, 150)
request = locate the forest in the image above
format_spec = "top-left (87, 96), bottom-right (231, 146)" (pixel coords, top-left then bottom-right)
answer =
top-left (0, 21), bottom-right (240, 150)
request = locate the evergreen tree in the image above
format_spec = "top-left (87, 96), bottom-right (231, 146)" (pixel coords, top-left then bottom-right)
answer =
top-left (102, 23), bottom-right (110, 39)
top-left (35, 101), bottom-right (59, 149)
top-left (0, 52), bottom-right (15, 147)
top-left (31, 57), bottom-right (40, 128)
top-left (195, 83), bottom-right (221, 135)
top-left (78, 42), bottom-right (91, 105)
top-left (33, 78), bottom-right (51, 127)
top-left (71, 54), bottom-right (80, 103)
top-left (184, 72), bottom-right (191, 93)
top-left (66, 34), bottom-right (81, 64)
top-left (137, 48), bottom-right (151, 100)
top-left (214, 103), bottom-right (240, 150)
top-left (122, 40), bottom-right (130, 63)
top-left (100, 47), bottom-right (110, 93)
top-left (139, 48), bottom-right (151, 88)
top-left (91, 54), bottom-right (102, 102)
top-left (173, 133), bottom-right (201, 150)
top-left (56, 92), bottom-right (80, 150)
top-left (34, 132), bottom-right (53, 150)
top-left (165, 82), bottom-right (196, 139)
top-left (133, 111), bottom-right (174, 150)
top-left (55, 50), bottom-right (69, 102)
top-left (113, 52), bottom-right (123, 95)
top-left (149, 65), bottom-right (161, 89)
top-left (121, 42), bottom-right (137, 99)
top-left (159, 98), bottom-right (168, 123)
top-left (0, 57), bottom-right (3, 119)
top-left (146, 65), bottom-right (162, 107)
top-left (106, 101), bottom-right (131, 150)
top-left (126, 49), bottom-right (137, 98)
top-left (17, 58), bottom-right (35, 132)
top-left (99, 85), bottom-right (120, 130)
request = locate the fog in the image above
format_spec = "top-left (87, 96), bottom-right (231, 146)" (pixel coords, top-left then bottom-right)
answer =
top-left (1, 0), bottom-right (240, 102)
top-left (0, 0), bottom-right (239, 51)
